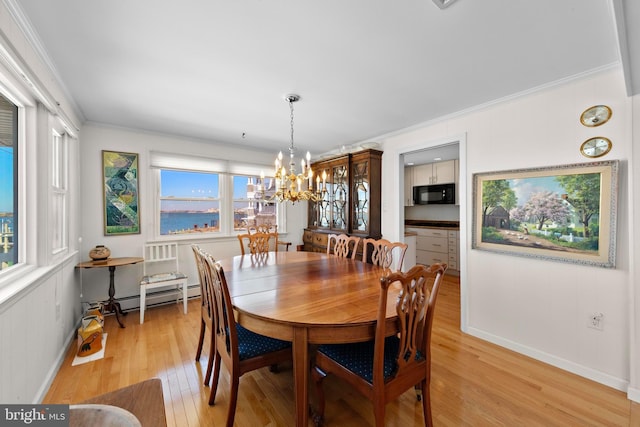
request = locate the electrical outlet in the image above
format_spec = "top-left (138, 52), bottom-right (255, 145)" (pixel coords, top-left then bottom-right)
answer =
top-left (588, 312), bottom-right (604, 330)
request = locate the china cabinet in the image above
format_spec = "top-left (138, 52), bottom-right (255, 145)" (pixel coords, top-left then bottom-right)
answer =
top-left (303, 149), bottom-right (382, 253)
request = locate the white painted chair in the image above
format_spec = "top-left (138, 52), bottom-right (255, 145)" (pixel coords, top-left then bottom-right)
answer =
top-left (140, 242), bottom-right (188, 324)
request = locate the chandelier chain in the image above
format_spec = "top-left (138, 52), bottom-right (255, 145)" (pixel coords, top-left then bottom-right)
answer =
top-left (290, 98), bottom-right (295, 151)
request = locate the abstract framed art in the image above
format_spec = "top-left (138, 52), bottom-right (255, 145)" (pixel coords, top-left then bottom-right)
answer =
top-left (102, 150), bottom-right (140, 235)
top-left (472, 160), bottom-right (618, 268)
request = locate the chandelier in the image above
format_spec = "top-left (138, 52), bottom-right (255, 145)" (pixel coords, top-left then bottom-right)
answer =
top-left (268, 94), bottom-right (326, 203)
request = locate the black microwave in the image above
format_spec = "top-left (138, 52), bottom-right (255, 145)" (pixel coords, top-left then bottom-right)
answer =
top-left (413, 183), bottom-right (455, 205)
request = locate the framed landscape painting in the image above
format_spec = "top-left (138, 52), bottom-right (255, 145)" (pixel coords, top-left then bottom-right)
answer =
top-left (102, 150), bottom-right (140, 235)
top-left (472, 160), bottom-right (618, 268)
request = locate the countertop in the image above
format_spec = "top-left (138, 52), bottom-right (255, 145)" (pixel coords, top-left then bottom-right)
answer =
top-left (405, 219), bottom-right (460, 230)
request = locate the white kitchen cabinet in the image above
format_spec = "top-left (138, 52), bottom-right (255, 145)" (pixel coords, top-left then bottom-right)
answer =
top-left (413, 160), bottom-right (456, 186)
top-left (414, 228), bottom-right (449, 266)
top-left (447, 230), bottom-right (459, 270)
top-left (407, 227), bottom-right (459, 274)
top-left (404, 166), bottom-right (414, 206)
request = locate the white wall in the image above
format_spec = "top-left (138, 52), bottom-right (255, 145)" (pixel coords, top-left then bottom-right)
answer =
top-left (77, 124), bottom-right (307, 308)
top-left (381, 67), bottom-right (634, 393)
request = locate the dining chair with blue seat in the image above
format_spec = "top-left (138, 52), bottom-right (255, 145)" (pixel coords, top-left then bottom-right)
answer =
top-left (311, 262), bottom-right (447, 427)
top-left (191, 244), bottom-right (217, 385)
top-left (202, 253), bottom-right (292, 427)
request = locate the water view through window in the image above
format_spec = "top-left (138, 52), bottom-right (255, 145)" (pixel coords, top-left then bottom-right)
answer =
top-left (0, 94), bottom-right (17, 271)
top-left (159, 170), bottom-right (276, 235)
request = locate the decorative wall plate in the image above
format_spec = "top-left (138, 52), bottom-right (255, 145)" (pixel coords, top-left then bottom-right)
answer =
top-left (580, 105), bottom-right (612, 127)
top-left (580, 136), bottom-right (612, 158)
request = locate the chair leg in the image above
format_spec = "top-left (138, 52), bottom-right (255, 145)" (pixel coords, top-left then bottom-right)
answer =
top-left (204, 332), bottom-right (216, 386)
top-left (373, 394), bottom-right (386, 427)
top-left (311, 366), bottom-right (327, 427)
top-left (195, 319), bottom-right (205, 361)
top-left (139, 287), bottom-right (146, 324)
top-left (225, 376), bottom-right (240, 427)
top-left (208, 352), bottom-right (222, 405)
top-left (421, 379), bottom-right (433, 427)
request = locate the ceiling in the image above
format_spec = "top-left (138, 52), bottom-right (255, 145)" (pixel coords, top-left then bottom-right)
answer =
top-left (10, 0), bottom-right (638, 160)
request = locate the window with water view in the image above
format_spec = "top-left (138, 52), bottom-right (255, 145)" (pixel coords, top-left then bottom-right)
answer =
top-left (159, 170), bottom-right (277, 235)
top-left (0, 94), bottom-right (17, 271)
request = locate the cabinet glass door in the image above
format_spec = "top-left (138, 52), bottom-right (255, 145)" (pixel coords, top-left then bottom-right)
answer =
top-left (317, 166), bottom-right (331, 228)
top-left (331, 164), bottom-right (348, 230)
top-left (353, 159), bottom-right (369, 232)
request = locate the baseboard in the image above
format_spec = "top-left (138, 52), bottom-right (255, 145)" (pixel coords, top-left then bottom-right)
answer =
top-left (117, 284), bottom-right (201, 312)
top-left (34, 318), bottom-right (81, 403)
top-left (466, 326), bottom-right (629, 393)
top-left (628, 386), bottom-right (640, 403)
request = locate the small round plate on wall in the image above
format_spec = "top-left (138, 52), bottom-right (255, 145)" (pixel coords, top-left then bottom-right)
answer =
top-left (580, 105), bottom-right (612, 127)
top-left (580, 136), bottom-right (612, 158)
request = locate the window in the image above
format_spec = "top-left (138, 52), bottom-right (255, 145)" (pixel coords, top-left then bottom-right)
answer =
top-left (159, 170), bottom-right (220, 235)
top-left (0, 93), bottom-right (18, 271)
top-left (232, 175), bottom-right (277, 231)
top-left (51, 129), bottom-right (68, 254)
top-left (154, 154), bottom-right (283, 237)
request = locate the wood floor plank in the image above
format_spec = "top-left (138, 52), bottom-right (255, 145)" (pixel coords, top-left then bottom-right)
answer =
top-left (43, 276), bottom-right (636, 426)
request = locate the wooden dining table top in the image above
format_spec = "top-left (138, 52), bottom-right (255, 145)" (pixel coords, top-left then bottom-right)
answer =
top-left (217, 250), bottom-right (398, 427)
top-left (218, 251), bottom-right (398, 332)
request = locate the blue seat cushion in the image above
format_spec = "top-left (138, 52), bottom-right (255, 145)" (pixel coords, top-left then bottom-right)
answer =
top-left (317, 336), bottom-right (423, 383)
top-left (235, 325), bottom-right (291, 360)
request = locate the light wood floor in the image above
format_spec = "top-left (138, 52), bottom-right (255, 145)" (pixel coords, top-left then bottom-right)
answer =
top-left (44, 275), bottom-right (639, 426)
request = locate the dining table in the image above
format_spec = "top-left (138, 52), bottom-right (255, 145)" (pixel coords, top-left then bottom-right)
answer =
top-left (218, 251), bottom-right (400, 427)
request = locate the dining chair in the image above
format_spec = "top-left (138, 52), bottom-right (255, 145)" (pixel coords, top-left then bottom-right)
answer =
top-left (191, 245), bottom-right (216, 386)
top-left (326, 234), bottom-right (360, 259)
top-left (203, 254), bottom-right (292, 426)
top-left (248, 224), bottom-right (292, 251)
top-left (237, 231), bottom-right (279, 255)
top-left (311, 263), bottom-right (448, 427)
top-left (362, 238), bottom-right (408, 271)
top-left (139, 242), bottom-right (188, 324)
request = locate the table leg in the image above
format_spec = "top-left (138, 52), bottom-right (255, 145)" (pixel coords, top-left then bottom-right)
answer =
top-left (105, 266), bottom-right (127, 328)
top-left (292, 327), bottom-right (310, 427)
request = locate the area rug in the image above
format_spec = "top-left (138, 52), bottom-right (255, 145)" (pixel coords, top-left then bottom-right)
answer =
top-left (72, 333), bottom-right (107, 366)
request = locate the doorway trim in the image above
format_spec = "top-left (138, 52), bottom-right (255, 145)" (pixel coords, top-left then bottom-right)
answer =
top-left (398, 133), bottom-right (468, 332)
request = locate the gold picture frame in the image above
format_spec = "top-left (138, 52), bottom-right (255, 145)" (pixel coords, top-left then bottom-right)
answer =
top-left (472, 160), bottom-right (618, 268)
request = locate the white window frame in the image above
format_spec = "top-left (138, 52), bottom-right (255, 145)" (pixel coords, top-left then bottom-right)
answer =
top-left (158, 168), bottom-right (223, 236)
top-left (51, 127), bottom-right (68, 256)
top-left (150, 151), bottom-right (284, 240)
top-left (0, 76), bottom-right (36, 287)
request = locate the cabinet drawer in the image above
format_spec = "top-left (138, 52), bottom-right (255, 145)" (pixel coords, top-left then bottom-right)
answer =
top-left (416, 250), bottom-right (448, 266)
top-left (415, 228), bottom-right (448, 238)
top-left (313, 233), bottom-right (328, 246)
top-left (416, 236), bottom-right (447, 253)
top-left (303, 230), bottom-right (314, 244)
